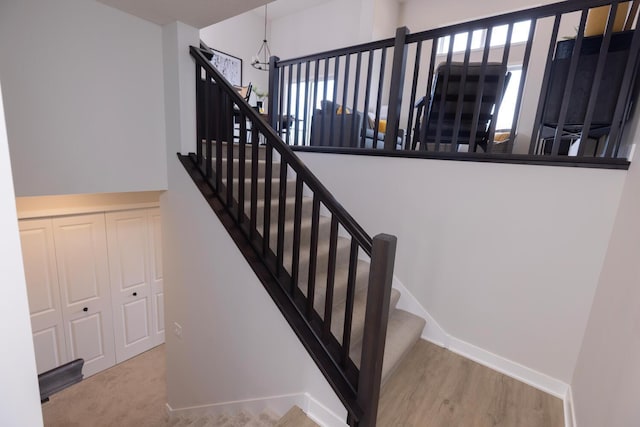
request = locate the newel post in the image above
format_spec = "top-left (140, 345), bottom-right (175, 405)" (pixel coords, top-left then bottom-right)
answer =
top-left (384, 27), bottom-right (410, 151)
top-left (357, 234), bottom-right (397, 427)
top-left (268, 56), bottom-right (281, 130)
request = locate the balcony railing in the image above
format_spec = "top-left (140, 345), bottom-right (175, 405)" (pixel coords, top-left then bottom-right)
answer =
top-left (267, 0), bottom-right (639, 167)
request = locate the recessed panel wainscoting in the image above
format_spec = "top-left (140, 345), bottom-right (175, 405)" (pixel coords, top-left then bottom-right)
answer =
top-left (19, 206), bottom-right (164, 378)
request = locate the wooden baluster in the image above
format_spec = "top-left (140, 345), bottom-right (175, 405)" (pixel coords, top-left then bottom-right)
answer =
top-left (322, 215), bottom-right (339, 340)
top-left (305, 192), bottom-right (320, 315)
top-left (341, 240), bottom-right (359, 365)
top-left (276, 163), bottom-right (288, 277)
top-left (291, 177), bottom-right (305, 296)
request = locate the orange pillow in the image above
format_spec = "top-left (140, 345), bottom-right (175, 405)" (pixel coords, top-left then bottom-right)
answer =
top-left (377, 119), bottom-right (387, 134)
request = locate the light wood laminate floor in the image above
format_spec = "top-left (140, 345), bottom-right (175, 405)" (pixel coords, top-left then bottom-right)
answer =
top-left (377, 340), bottom-right (564, 427)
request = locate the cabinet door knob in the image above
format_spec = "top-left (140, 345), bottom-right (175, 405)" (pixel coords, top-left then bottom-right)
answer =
top-left (83, 307), bottom-right (88, 312)
top-left (133, 292), bottom-right (137, 297)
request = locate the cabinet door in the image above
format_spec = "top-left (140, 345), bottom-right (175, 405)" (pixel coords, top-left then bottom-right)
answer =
top-left (148, 208), bottom-right (165, 346)
top-left (53, 214), bottom-right (115, 377)
top-left (106, 210), bottom-right (154, 362)
top-left (19, 219), bottom-right (68, 374)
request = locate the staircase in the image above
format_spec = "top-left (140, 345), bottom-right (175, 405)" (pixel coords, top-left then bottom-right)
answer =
top-left (183, 44), bottom-right (426, 426)
top-left (211, 141), bottom-right (425, 384)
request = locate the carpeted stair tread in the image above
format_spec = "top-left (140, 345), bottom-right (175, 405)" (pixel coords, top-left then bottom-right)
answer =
top-left (283, 234), bottom-right (352, 282)
top-left (301, 259), bottom-right (370, 315)
top-left (329, 288), bottom-right (400, 347)
top-left (252, 195), bottom-right (314, 225)
top-left (169, 409), bottom-right (278, 427)
top-left (275, 406), bottom-right (319, 427)
top-left (215, 158), bottom-right (282, 180)
top-left (231, 177), bottom-right (298, 201)
top-left (350, 309), bottom-right (426, 385)
top-left (208, 141), bottom-right (268, 160)
top-left (261, 211), bottom-right (332, 254)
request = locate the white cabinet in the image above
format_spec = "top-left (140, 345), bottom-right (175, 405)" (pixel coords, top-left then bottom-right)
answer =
top-left (106, 209), bottom-right (154, 362)
top-left (19, 208), bottom-right (163, 378)
top-left (52, 214), bottom-right (115, 377)
top-left (148, 208), bottom-right (165, 345)
top-left (19, 219), bottom-right (67, 374)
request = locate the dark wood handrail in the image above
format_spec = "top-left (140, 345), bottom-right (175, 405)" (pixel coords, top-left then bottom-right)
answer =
top-left (191, 47), bottom-right (374, 255)
top-left (406, 0), bottom-right (629, 43)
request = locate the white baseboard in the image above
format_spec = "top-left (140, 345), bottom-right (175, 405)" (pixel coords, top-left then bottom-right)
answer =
top-left (166, 392), bottom-right (347, 427)
top-left (392, 276), bottom-right (568, 399)
top-left (303, 394), bottom-right (348, 427)
top-left (446, 335), bottom-right (568, 399)
top-left (564, 386), bottom-right (577, 427)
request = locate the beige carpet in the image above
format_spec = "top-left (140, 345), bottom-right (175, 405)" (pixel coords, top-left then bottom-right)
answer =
top-left (42, 345), bottom-right (168, 427)
top-left (168, 410), bottom-right (279, 427)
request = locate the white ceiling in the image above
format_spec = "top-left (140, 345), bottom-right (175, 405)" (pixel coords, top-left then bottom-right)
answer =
top-left (248, 0), bottom-right (335, 21)
top-left (97, 0), bottom-right (271, 29)
top-left (97, 0), bottom-right (335, 29)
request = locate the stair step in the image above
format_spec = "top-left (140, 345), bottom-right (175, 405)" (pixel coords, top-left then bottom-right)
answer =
top-left (205, 141), bottom-right (268, 160)
top-left (330, 288), bottom-right (401, 348)
top-left (350, 309), bottom-right (426, 385)
top-left (284, 235), bottom-right (352, 284)
top-left (263, 213), bottom-right (332, 255)
top-left (215, 158), bottom-right (282, 180)
top-left (276, 406), bottom-right (319, 427)
top-left (252, 196), bottom-right (315, 228)
top-left (301, 259), bottom-right (370, 315)
top-left (230, 177), bottom-right (297, 204)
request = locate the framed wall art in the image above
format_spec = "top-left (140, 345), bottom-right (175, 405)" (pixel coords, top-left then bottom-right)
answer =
top-left (210, 48), bottom-right (242, 86)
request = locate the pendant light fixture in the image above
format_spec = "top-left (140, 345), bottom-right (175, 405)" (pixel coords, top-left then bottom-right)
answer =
top-left (251, 5), bottom-right (272, 71)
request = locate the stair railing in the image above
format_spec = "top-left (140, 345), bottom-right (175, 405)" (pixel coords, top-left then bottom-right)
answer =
top-left (268, 0), bottom-right (640, 162)
top-left (185, 45), bottom-right (396, 427)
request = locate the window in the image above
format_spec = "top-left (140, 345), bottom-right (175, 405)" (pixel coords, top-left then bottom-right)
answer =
top-left (437, 20), bottom-right (531, 54)
top-left (495, 68), bottom-right (522, 130)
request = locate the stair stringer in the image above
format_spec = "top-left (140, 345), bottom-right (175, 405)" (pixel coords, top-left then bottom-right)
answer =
top-left (162, 159), bottom-right (348, 426)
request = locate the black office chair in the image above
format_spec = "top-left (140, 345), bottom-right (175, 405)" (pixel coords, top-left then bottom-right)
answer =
top-left (412, 62), bottom-right (511, 152)
top-left (233, 82), bottom-right (253, 142)
top-left (536, 31), bottom-right (634, 155)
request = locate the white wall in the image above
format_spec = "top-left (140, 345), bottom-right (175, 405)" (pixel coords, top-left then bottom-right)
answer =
top-left (0, 0), bottom-right (167, 197)
top-left (270, 0), bottom-right (371, 60)
top-left (200, 11), bottom-right (270, 104)
top-left (370, 0), bottom-right (400, 40)
top-left (570, 109), bottom-right (640, 427)
top-left (399, 0), bottom-right (558, 31)
top-left (163, 21), bottom-right (199, 157)
top-left (0, 82), bottom-right (44, 426)
top-left (297, 151), bottom-right (626, 385)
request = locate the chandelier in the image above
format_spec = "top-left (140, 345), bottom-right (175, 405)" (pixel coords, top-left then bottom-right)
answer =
top-left (251, 5), bottom-right (272, 71)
